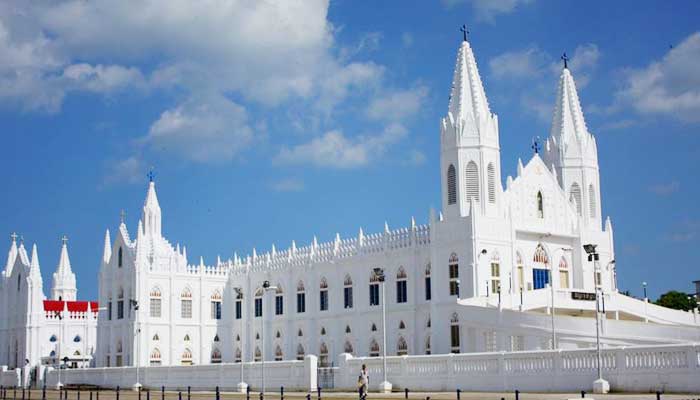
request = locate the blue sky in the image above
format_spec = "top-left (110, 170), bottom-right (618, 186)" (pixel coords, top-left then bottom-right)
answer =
top-left (1, 0), bottom-right (699, 301)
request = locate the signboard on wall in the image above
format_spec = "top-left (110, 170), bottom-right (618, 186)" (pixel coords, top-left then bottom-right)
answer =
top-left (571, 292), bottom-right (596, 301)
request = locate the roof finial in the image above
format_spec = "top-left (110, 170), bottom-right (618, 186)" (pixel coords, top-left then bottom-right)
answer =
top-left (19, 235), bottom-right (24, 245)
top-left (531, 136), bottom-right (541, 154)
top-left (460, 24), bottom-right (469, 42)
top-left (120, 209), bottom-right (126, 224)
top-left (61, 234), bottom-right (68, 246)
top-left (10, 232), bottom-right (18, 243)
top-left (147, 166), bottom-right (155, 183)
top-left (561, 52), bottom-right (569, 69)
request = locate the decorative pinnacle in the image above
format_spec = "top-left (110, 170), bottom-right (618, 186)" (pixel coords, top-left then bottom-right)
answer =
top-left (460, 24), bottom-right (469, 42)
top-left (147, 166), bottom-right (155, 183)
top-left (61, 234), bottom-right (68, 246)
top-left (531, 136), bottom-right (541, 154)
top-left (120, 209), bottom-right (126, 224)
top-left (561, 52), bottom-right (569, 69)
top-left (10, 232), bottom-right (18, 243)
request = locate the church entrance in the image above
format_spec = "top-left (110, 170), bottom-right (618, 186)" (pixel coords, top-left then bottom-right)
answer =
top-left (532, 269), bottom-right (549, 290)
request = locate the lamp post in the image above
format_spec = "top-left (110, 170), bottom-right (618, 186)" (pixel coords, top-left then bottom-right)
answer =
top-left (546, 247), bottom-right (572, 350)
top-left (260, 281), bottom-right (278, 397)
top-left (373, 268), bottom-right (392, 393)
top-left (234, 287), bottom-right (247, 393)
top-left (54, 310), bottom-right (64, 390)
top-left (583, 244), bottom-right (609, 394)
top-left (130, 299), bottom-right (141, 391)
top-left (642, 282), bottom-right (648, 300)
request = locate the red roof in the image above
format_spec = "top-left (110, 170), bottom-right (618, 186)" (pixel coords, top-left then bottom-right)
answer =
top-left (43, 300), bottom-right (99, 313)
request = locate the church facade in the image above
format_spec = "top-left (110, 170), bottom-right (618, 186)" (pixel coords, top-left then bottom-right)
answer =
top-left (91, 37), bottom-right (623, 369)
top-left (3, 36), bottom-right (699, 375)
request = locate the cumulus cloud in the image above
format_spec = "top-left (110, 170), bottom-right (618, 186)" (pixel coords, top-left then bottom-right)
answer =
top-left (488, 43), bottom-right (601, 123)
top-left (274, 123), bottom-right (407, 169)
top-left (103, 156), bottom-right (146, 186)
top-left (444, 0), bottom-right (534, 22)
top-left (365, 86), bottom-right (429, 122)
top-left (616, 32), bottom-right (700, 123)
top-left (145, 94), bottom-right (254, 163)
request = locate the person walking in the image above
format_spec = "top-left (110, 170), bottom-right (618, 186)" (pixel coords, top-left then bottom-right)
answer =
top-left (358, 364), bottom-right (369, 400)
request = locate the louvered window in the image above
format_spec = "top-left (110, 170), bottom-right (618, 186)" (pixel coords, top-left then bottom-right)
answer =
top-left (487, 163), bottom-right (496, 203)
top-left (447, 164), bottom-right (457, 205)
top-left (465, 161), bottom-right (480, 202)
top-left (570, 183), bottom-right (582, 216)
top-left (589, 184), bottom-right (597, 218)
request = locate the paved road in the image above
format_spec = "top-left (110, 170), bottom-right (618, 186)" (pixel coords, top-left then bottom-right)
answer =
top-left (2, 389), bottom-right (698, 400)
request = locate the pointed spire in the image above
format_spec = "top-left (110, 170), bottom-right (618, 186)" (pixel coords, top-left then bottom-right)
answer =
top-left (30, 243), bottom-right (40, 273)
top-left (57, 235), bottom-right (72, 274)
top-left (182, 246), bottom-right (188, 262)
top-left (447, 37), bottom-right (491, 125)
top-left (142, 178), bottom-right (162, 238)
top-left (102, 229), bottom-right (112, 264)
top-left (199, 256), bottom-right (205, 268)
top-left (358, 228), bottom-right (364, 247)
top-left (384, 221), bottom-right (390, 233)
top-left (550, 66), bottom-right (590, 143)
top-left (5, 232), bottom-right (18, 274)
top-left (52, 235), bottom-right (77, 301)
top-left (411, 216), bottom-right (416, 230)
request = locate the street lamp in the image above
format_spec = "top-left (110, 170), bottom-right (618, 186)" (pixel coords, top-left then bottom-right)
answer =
top-left (373, 268), bottom-right (392, 393)
top-left (583, 243), bottom-right (608, 394)
top-left (546, 247), bottom-right (572, 350)
top-left (54, 310), bottom-right (64, 390)
top-left (130, 299), bottom-right (142, 391)
top-left (234, 287), bottom-right (247, 393)
top-left (260, 280), bottom-right (278, 397)
top-left (642, 282), bottom-right (648, 300)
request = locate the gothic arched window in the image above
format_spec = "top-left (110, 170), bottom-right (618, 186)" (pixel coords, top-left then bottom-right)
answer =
top-left (344, 341), bottom-right (354, 354)
top-left (150, 287), bottom-right (162, 318)
top-left (211, 348), bottom-right (222, 364)
top-left (150, 348), bottom-right (161, 366)
top-left (570, 183), bottom-right (582, 216)
top-left (181, 348), bottom-right (192, 365)
top-left (344, 274), bottom-right (353, 309)
top-left (275, 345), bottom-right (283, 361)
top-left (487, 163), bottom-right (496, 203)
top-left (447, 164), bottom-right (457, 205)
top-left (589, 184), bottom-right (597, 218)
top-left (118, 247), bottom-right (123, 268)
top-left (396, 267), bottom-right (407, 303)
top-left (397, 336), bottom-right (408, 356)
top-left (296, 344), bottom-right (305, 361)
top-left (465, 161), bottom-right (480, 202)
top-left (369, 339), bottom-right (380, 357)
top-left (536, 191), bottom-right (544, 218)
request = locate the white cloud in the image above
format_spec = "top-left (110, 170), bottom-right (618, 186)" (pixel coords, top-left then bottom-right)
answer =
top-left (103, 156), bottom-right (145, 186)
top-left (616, 32), bottom-right (700, 123)
top-left (145, 94), bottom-right (254, 163)
top-left (365, 86), bottom-right (429, 122)
top-left (62, 63), bottom-right (145, 93)
top-left (648, 181), bottom-right (680, 196)
top-left (270, 178), bottom-right (305, 192)
top-left (407, 150), bottom-right (426, 166)
top-left (489, 46), bottom-right (548, 80)
top-left (274, 123), bottom-right (407, 169)
top-left (444, 0), bottom-right (534, 22)
top-left (489, 43), bottom-right (601, 123)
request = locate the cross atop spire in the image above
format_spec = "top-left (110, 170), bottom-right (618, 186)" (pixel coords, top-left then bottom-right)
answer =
top-left (61, 234), bottom-right (68, 246)
top-left (561, 52), bottom-right (569, 69)
top-left (531, 136), bottom-right (541, 154)
top-left (460, 24), bottom-right (469, 42)
top-left (147, 166), bottom-right (155, 182)
top-left (120, 209), bottom-right (126, 224)
top-left (10, 232), bottom-right (17, 243)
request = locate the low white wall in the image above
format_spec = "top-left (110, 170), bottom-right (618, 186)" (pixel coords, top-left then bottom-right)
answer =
top-left (43, 344), bottom-right (700, 393)
top-left (45, 356), bottom-right (317, 391)
top-left (336, 343), bottom-right (700, 393)
top-left (0, 367), bottom-right (20, 387)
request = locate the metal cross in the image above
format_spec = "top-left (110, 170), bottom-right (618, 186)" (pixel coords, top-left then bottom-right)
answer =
top-left (561, 52), bottom-right (569, 69)
top-left (61, 234), bottom-right (68, 246)
top-left (10, 232), bottom-right (18, 242)
top-left (531, 136), bottom-right (541, 154)
top-left (120, 209), bottom-right (126, 224)
top-left (460, 25), bottom-right (469, 42)
top-left (147, 167), bottom-right (155, 182)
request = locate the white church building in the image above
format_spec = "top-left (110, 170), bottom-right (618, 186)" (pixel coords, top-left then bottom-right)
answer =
top-left (0, 234), bottom-right (98, 385)
top-left (3, 35), bottom-right (699, 381)
top-left (92, 36), bottom-right (700, 370)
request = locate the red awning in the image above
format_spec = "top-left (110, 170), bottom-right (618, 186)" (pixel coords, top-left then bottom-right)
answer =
top-left (43, 300), bottom-right (99, 312)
